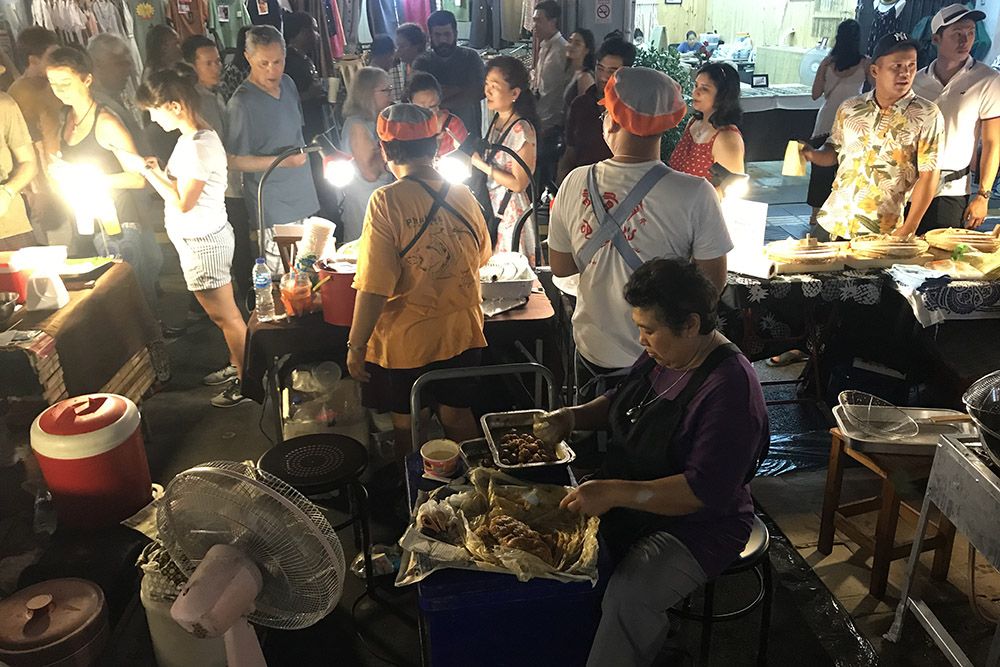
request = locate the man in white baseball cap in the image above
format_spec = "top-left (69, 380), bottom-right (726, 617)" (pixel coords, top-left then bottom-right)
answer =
top-left (548, 66), bottom-right (732, 401)
top-left (912, 3), bottom-right (999, 232)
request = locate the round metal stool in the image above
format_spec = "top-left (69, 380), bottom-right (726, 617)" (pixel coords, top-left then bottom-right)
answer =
top-left (257, 434), bottom-right (373, 585)
top-left (672, 513), bottom-right (772, 667)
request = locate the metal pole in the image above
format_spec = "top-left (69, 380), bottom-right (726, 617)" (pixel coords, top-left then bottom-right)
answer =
top-left (255, 145), bottom-right (326, 260)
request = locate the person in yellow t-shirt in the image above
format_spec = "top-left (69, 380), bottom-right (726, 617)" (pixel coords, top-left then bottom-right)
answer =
top-left (348, 103), bottom-right (491, 462)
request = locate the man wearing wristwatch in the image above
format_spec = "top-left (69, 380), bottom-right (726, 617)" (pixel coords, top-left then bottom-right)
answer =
top-left (913, 4), bottom-right (1000, 232)
top-left (0, 92), bottom-right (39, 251)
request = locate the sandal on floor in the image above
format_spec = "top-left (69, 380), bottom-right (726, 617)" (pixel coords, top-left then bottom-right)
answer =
top-left (766, 349), bottom-right (809, 367)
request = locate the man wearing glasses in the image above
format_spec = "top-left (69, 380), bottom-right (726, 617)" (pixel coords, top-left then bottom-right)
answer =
top-left (558, 37), bottom-right (636, 182)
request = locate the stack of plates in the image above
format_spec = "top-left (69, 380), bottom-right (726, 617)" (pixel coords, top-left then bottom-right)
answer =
top-left (849, 234), bottom-right (929, 259)
top-left (925, 228), bottom-right (1000, 253)
top-left (765, 237), bottom-right (840, 264)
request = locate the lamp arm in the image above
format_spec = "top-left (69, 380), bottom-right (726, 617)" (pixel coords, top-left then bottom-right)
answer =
top-left (256, 145), bottom-right (325, 259)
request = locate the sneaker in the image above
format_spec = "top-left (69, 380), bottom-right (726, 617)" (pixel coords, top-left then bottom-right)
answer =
top-left (211, 380), bottom-right (252, 408)
top-left (203, 365), bottom-right (238, 386)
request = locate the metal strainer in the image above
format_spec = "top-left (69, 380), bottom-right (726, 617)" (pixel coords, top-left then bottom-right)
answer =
top-left (838, 390), bottom-right (920, 441)
top-left (962, 370), bottom-right (1000, 467)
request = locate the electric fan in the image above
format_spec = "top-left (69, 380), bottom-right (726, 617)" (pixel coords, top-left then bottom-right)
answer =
top-left (157, 461), bottom-right (347, 666)
top-left (799, 46), bottom-right (830, 85)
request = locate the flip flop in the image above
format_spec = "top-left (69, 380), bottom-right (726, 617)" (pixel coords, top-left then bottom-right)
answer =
top-left (766, 349), bottom-right (809, 367)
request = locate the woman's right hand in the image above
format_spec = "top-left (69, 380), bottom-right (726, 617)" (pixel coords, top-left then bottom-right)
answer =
top-left (533, 408), bottom-right (575, 444)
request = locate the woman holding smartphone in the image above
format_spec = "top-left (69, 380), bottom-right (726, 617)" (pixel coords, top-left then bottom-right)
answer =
top-left (126, 63), bottom-right (248, 408)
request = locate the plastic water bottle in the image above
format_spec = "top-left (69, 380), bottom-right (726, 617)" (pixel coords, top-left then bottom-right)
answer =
top-left (252, 258), bottom-right (276, 322)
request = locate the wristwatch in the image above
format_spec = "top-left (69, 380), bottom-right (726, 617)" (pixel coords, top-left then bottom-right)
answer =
top-left (977, 189), bottom-right (991, 200)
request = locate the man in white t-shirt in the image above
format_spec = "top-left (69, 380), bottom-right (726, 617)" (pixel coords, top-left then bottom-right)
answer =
top-left (548, 66), bottom-right (732, 398)
top-left (912, 4), bottom-right (1000, 232)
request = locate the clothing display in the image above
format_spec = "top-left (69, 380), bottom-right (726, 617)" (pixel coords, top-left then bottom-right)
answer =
top-left (207, 0), bottom-right (251, 49)
top-left (438, 0), bottom-right (468, 23)
top-left (166, 0), bottom-right (208, 40)
top-left (247, 0), bottom-right (281, 29)
top-left (129, 0), bottom-right (166, 63)
top-left (400, 0), bottom-right (431, 26)
top-left (548, 160), bottom-right (732, 369)
top-left (353, 176), bottom-right (490, 370)
top-left (865, 2), bottom-right (901, 57)
top-left (366, 0), bottom-right (395, 38)
top-left (817, 89), bottom-right (941, 238)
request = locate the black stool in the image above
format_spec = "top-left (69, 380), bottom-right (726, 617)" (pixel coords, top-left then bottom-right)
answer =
top-left (257, 433), bottom-right (374, 586)
top-left (672, 513), bottom-right (772, 667)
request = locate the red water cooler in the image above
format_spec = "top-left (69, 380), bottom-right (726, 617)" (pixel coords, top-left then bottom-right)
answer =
top-left (30, 394), bottom-right (152, 530)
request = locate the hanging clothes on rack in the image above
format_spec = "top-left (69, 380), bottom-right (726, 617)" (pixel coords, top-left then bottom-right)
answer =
top-left (366, 0), bottom-right (395, 37)
top-left (340, 0), bottom-right (360, 52)
top-left (866, 0), bottom-right (905, 56)
top-left (129, 0), bottom-right (166, 63)
top-left (400, 0), bottom-right (430, 28)
top-left (0, 0), bottom-right (25, 36)
top-left (166, 0), bottom-right (208, 41)
top-left (499, 0), bottom-right (523, 43)
top-left (469, 0), bottom-right (498, 50)
top-left (438, 0), bottom-right (468, 22)
top-left (325, 0), bottom-right (344, 58)
top-left (208, 0), bottom-right (251, 49)
top-left (247, 0), bottom-right (281, 30)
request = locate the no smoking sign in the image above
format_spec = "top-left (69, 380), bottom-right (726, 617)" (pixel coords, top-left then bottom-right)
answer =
top-left (596, 0), bottom-right (611, 22)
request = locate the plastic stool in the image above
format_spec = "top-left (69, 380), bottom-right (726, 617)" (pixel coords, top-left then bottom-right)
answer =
top-left (672, 514), bottom-right (772, 667)
top-left (256, 433), bottom-right (373, 585)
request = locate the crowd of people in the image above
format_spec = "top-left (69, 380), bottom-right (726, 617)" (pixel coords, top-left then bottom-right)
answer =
top-left (0, 3), bottom-right (999, 662)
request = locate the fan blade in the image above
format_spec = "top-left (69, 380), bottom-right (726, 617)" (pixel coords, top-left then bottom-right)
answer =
top-left (171, 544), bottom-right (264, 638)
top-left (224, 618), bottom-right (268, 667)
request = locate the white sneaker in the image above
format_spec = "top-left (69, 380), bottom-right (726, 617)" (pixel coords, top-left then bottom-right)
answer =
top-left (203, 365), bottom-right (238, 386)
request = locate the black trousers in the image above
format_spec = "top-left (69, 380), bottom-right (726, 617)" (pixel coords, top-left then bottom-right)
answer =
top-left (915, 195), bottom-right (968, 235)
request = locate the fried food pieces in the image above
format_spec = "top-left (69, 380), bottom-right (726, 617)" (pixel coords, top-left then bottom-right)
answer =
top-left (474, 514), bottom-right (556, 565)
top-left (497, 431), bottom-right (557, 465)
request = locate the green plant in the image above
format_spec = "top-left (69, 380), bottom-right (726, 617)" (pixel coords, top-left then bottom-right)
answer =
top-left (633, 46), bottom-right (694, 161)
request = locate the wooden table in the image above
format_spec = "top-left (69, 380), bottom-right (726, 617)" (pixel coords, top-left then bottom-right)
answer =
top-left (818, 428), bottom-right (956, 599)
top-left (0, 263), bottom-right (167, 412)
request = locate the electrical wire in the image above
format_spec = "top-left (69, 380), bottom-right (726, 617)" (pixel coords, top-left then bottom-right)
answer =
top-left (351, 589), bottom-right (408, 666)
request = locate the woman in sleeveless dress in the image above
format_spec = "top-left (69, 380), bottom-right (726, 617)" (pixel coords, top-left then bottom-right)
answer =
top-left (668, 62), bottom-right (744, 189)
top-left (807, 19), bottom-right (868, 225)
top-left (470, 56), bottom-right (540, 264)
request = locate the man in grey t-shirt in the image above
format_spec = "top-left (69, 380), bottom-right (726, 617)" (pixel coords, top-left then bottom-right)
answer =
top-left (225, 25), bottom-right (318, 269)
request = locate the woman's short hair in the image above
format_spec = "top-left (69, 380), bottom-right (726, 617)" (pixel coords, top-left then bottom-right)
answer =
top-left (694, 62), bottom-right (742, 129)
top-left (136, 62), bottom-right (202, 117)
top-left (485, 55), bottom-right (540, 131)
top-left (343, 66), bottom-right (389, 120)
top-left (47, 46), bottom-right (93, 77)
top-left (406, 71), bottom-right (441, 103)
top-left (685, 30), bottom-right (698, 40)
top-left (572, 28), bottom-right (596, 71)
top-left (396, 23), bottom-right (426, 52)
top-left (624, 258), bottom-right (719, 334)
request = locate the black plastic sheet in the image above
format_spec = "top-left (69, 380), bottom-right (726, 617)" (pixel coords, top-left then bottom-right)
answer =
top-left (758, 430), bottom-right (833, 477)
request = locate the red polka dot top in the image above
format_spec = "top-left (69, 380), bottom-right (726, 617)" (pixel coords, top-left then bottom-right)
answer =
top-left (668, 122), bottom-right (742, 180)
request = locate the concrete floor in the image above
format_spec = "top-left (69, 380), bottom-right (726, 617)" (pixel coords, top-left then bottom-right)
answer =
top-left (2, 166), bottom-right (999, 665)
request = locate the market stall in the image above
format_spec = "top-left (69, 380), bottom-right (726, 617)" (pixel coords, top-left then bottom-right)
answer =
top-left (739, 83), bottom-right (821, 162)
top-left (0, 262), bottom-right (168, 410)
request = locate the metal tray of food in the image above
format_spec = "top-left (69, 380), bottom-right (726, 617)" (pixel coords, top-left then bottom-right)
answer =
top-left (832, 404), bottom-right (977, 456)
top-left (459, 438), bottom-right (496, 469)
top-left (480, 410), bottom-right (576, 470)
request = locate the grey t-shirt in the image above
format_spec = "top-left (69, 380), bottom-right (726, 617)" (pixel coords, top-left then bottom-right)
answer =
top-left (413, 46), bottom-right (486, 139)
top-left (224, 74), bottom-right (319, 227)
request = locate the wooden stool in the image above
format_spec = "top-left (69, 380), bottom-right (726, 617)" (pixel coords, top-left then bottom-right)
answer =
top-left (818, 428), bottom-right (956, 598)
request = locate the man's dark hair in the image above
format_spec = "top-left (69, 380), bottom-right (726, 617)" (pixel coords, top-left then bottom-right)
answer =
top-left (371, 34), bottom-right (395, 57)
top-left (427, 10), bottom-right (457, 32)
top-left (282, 12), bottom-right (313, 44)
top-left (181, 34), bottom-right (217, 64)
top-left (624, 258), bottom-right (719, 334)
top-left (406, 71), bottom-right (441, 102)
top-left (381, 137), bottom-right (438, 164)
top-left (534, 1), bottom-right (560, 24)
top-left (15, 26), bottom-right (58, 70)
top-left (47, 46), bottom-right (93, 77)
top-left (597, 37), bottom-right (636, 66)
top-left (396, 23), bottom-right (427, 51)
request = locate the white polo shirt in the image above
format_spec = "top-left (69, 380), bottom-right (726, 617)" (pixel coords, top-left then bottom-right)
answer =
top-left (913, 56), bottom-right (1000, 198)
top-left (548, 160), bottom-right (733, 370)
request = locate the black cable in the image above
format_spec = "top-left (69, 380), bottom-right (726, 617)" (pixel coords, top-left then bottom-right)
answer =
top-left (351, 590), bottom-right (408, 666)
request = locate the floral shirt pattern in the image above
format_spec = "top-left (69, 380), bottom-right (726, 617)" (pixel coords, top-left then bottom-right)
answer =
top-left (817, 89), bottom-right (942, 238)
top-left (488, 117), bottom-right (536, 262)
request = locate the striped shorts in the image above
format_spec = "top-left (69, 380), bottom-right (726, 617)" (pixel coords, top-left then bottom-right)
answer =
top-left (168, 224), bottom-right (235, 292)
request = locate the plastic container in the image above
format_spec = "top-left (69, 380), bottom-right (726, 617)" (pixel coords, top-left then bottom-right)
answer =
top-left (140, 574), bottom-right (226, 667)
top-left (0, 251), bottom-right (29, 304)
top-left (30, 394), bottom-right (152, 530)
top-left (253, 258), bottom-right (275, 322)
top-left (0, 578), bottom-right (109, 667)
top-left (317, 260), bottom-right (357, 327)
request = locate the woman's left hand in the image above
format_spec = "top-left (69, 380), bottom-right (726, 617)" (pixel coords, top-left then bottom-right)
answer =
top-left (560, 480), bottom-right (618, 517)
top-left (347, 346), bottom-right (370, 382)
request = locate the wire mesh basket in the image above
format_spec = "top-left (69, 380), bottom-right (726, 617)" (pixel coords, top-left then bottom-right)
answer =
top-left (837, 390), bottom-right (919, 441)
top-left (962, 371), bottom-right (1000, 468)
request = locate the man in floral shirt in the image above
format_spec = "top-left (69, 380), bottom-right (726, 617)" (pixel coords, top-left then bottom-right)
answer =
top-left (803, 33), bottom-right (943, 239)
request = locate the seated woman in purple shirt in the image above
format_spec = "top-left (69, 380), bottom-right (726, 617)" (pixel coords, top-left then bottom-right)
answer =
top-left (537, 257), bottom-right (769, 667)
